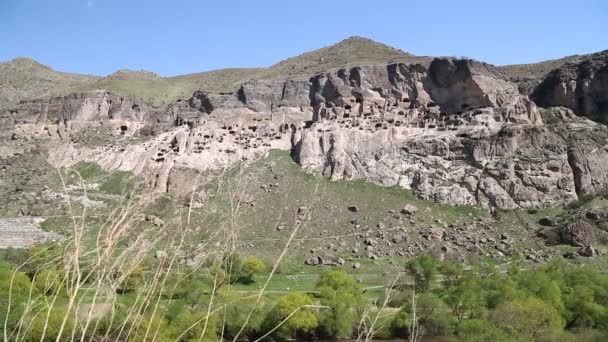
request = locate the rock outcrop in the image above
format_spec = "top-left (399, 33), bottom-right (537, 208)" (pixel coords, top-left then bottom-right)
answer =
top-left (5, 55), bottom-right (608, 210)
top-left (532, 50), bottom-right (608, 122)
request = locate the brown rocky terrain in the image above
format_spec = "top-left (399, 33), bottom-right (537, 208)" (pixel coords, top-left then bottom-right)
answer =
top-left (532, 50), bottom-right (608, 122)
top-left (1, 37), bottom-right (608, 261)
top-left (499, 54), bottom-right (591, 95)
top-left (3, 43), bottom-right (608, 210)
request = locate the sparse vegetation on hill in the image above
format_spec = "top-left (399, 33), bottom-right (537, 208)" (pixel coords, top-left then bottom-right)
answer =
top-left (499, 53), bottom-right (591, 94)
top-left (2, 37), bottom-right (604, 109)
top-left (257, 36), bottom-right (431, 79)
top-left (0, 58), bottom-right (98, 109)
top-left (3, 35), bottom-right (608, 341)
top-left (78, 68), bottom-right (262, 106)
top-left (0, 37), bottom-right (430, 108)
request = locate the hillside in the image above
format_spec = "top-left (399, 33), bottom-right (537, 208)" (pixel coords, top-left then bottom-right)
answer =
top-left (1, 37), bottom-right (605, 109)
top-left (3, 35), bottom-right (608, 342)
top-left (78, 68), bottom-right (263, 106)
top-left (499, 54), bottom-right (591, 94)
top-left (257, 36), bottom-right (431, 79)
top-left (0, 37), bottom-right (431, 108)
top-left (0, 58), bottom-right (99, 109)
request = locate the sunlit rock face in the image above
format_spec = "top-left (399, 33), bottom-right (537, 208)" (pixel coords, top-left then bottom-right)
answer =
top-left (532, 50), bottom-right (608, 123)
top-left (6, 56), bottom-right (608, 210)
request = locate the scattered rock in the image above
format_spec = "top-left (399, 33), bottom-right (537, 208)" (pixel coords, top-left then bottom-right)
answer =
top-left (305, 254), bottom-right (343, 266)
top-left (391, 234), bottom-right (407, 244)
top-left (578, 245), bottom-right (599, 257)
top-left (146, 215), bottom-right (165, 227)
top-left (538, 217), bottom-right (555, 227)
top-left (562, 221), bottom-right (608, 247)
top-left (401, 204), bottom-right (419, 215)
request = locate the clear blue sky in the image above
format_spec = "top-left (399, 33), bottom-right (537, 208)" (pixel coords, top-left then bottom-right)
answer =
top-left (1, 0), bottom-right (606, 76)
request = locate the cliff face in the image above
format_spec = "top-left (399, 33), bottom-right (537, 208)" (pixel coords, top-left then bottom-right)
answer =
top-left (532, 50), bottom-right (608, 122)
top-left (5, 55), bottom-right (608, 210)
top-left (5, 90), bottom-right (152, 124)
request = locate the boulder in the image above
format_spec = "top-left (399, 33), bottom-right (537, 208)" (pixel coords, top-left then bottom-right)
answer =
top-left (561, 221), bottom-right (608, 247)
top-left (401, 204), bottom-right (419, 215)
top-left (304, 255), bottom-right (343, 267)
top-left (578, 245), bottom-right (599, 257)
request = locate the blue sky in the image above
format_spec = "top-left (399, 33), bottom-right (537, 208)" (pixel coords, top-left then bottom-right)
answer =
top-left (1, 0), bottom-right (606, 76)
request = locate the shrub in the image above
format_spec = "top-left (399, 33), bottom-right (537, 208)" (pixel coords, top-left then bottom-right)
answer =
top-left (491, 297), bottom-right (564, 340)
top-left (262, 292), bottom-right (318, 340)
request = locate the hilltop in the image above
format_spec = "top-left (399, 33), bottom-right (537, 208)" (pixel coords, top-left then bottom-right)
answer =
top-left (499, 53), bottom-right (592, 94)
top-left (0, 37), bottom-right (430, 108)
top-left (0, 58), bottom-right (98, 109)
top-left (0, 36), bottom-right (606, 110)
top-left (257, 36), bottom-right (430, 79)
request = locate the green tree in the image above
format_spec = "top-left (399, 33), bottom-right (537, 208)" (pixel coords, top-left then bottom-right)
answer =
top-left (563, 285), bottom-right (608, 328)
top-left (481, 273), bottom-right (519, 309)
top-left (438, 259), bottom-right (463, 288)
top-left (218, 286), bottom-right (267, 339)
top-left (406, 255), bottom-right (438, 291)
top-left (23, 307), bottom-right (76, 342)
top-left (315, 269), bottom-right (364, 338)
top-left (115, 266), bottom-right (145, 293)
top-left (238, 257), bottom-right (267, 284)
top-left (263, 292), bottom-right (319, 340)
top-left (445, 274), bottom-right (486, 322)
top-left (128, 312), bottom-right (172, 342)
top-left (389, 308), bottom-right (410, 338)
top-left (491, 297), bottom-right (564, 340)
top-left (457, 319), bottom-right (509, 342)
top-left (33, 269), bottom-right (64, 296)
top-left (516, 270), bottom-right (564, 314)
top-left (414, 293), bottom-right (454, 336)
top-left (167, 309), bottom-right (217, 342)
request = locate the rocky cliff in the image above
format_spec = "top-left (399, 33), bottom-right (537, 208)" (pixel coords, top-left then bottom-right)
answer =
top-left (532, 50), bottom-right (608, 122)
top-left (4, 51), bottom-right (608, 210)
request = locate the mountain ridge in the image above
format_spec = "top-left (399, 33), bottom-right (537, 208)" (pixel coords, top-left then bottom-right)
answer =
top-left (1, 37), bottom-right (606, 108)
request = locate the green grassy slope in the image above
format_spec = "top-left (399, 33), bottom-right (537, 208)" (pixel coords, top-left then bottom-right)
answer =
top-left (0, 58), bottom-right (99, 109)
top-left (1, 37), bottom-right (430, 108)
top-left (257, 36), bottom-right (431, 79)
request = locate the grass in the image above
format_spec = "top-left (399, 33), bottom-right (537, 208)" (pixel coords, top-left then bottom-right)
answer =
top-left (98, 171), bottom-right (134, 195)
top-left (257, 36), bottom-right (429, 79)
top-left (74, 162), bottom-right (105, 180)
top-left (0, 58), bottom-right (97, 110)
top-left (7, 149), bottom-right (608, 341)
top-left (192, 149), bottom-right (490, 265)
top-left (1, 37), bottom-right (430, 109)
top-left (77, 68), bottom-right (262, 106)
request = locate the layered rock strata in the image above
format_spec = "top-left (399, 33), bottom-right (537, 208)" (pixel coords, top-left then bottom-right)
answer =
top-left (5, 57), bottom-right (608, 209)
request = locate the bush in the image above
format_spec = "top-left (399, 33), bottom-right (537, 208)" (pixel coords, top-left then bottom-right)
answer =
top-left (389, 308), bottom-right (410, 338)
top-left (315, 269), bottom-right (365, 338)
top-left (262, 292), bottom-right (318, 340)
top-left (405, 255), bottom-right (438, 291)
top-left (457, 319), bottom-right (509, 342)
top-left (23, 307), bottom-right (76, 342)
top-left (491, 297), bottom-right (564, 340)
top-left (167, 309), bottom-right (218, 342)
top-left (238, 257), bottom-right (266, 284)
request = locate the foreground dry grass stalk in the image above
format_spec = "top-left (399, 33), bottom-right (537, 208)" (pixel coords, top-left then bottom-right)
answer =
top-left (3, 158), bottom-right (402, 342)
top-left (359, 273), bottom-right (402, 342)
top-left (231, 177), bottom-right (322, 342)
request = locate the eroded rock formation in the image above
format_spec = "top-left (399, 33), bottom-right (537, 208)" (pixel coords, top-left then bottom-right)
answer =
top-left (532, 50), bottom-right (608, 122)
top-left (5, 55), bottom-right (608, 210)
